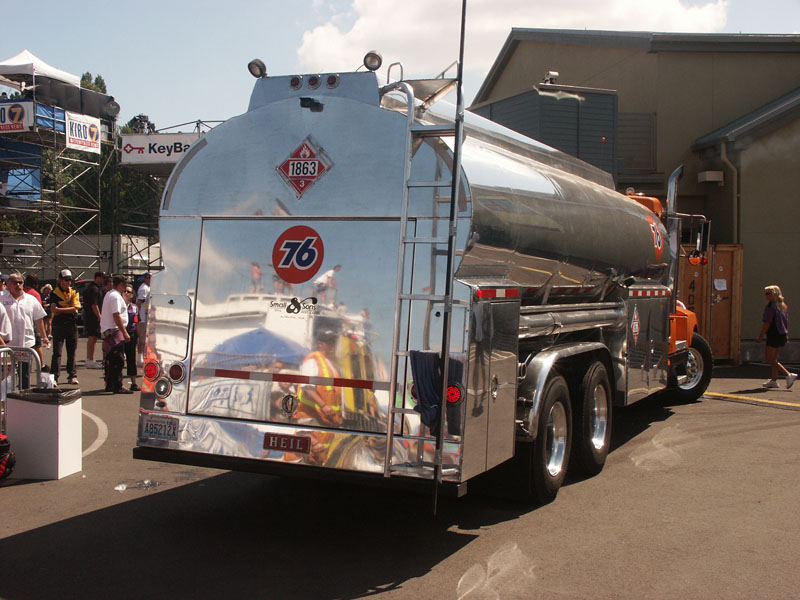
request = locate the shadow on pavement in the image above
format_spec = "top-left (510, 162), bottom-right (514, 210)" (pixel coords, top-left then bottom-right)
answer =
top-left (0, 471), bottom-right (530, 600)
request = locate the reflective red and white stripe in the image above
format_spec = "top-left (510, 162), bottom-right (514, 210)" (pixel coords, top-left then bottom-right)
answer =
top-left (476, 287), bottom-right (519, 299)
top-left (192, 367), bottom-right (391, 391)
top-left (630, 289), bottom-right (671, 297)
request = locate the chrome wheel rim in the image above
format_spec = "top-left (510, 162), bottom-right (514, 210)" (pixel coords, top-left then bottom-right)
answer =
top-left (545, 401), bottom-right (568, 477)
top-left (679, 347), bottom-right (704, 390)
top-left (590, 383), bottom-right (609, 451)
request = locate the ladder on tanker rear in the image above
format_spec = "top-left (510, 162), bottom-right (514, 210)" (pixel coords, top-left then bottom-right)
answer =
top-left (380, 77), bottom-right (465, 500)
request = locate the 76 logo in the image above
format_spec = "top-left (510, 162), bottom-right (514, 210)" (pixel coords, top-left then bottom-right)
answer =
top-left (278, 236), bottom-right (319, 269)
top-left (272, 225), bottom-right (325, 284)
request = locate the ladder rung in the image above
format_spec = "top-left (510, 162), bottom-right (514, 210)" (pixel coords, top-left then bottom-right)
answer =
top-left (408, 180), bottom-right (451, 188)
top-left (404, 236), bottom-right (448, 244)
top-left (390, 462), bottom-right (437, 470)
top-left (394, 350), bottom-right (410, 357)
top-left (411, 124), bottom-right (456, 138)
top-left (390, 407), bottom-right (418, 415)
top-left (399, 293), bottom-right (447, 302)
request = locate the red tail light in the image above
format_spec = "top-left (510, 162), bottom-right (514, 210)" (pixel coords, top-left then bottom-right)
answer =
top-left (446, 384), bottom-right (462, 404)
top-left (168, 362), bottom-right (186, 383)
top-left (143, 361), bottom-right (160, 381)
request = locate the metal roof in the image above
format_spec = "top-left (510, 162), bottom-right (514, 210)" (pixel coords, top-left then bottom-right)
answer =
top-left (473, 28), bottom-right (800, 105)
top-left (693, 87), bottom-right (800, 151)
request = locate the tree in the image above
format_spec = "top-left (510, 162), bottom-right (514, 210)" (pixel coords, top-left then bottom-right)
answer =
top-left (80, 72), bottom-right (107, 94)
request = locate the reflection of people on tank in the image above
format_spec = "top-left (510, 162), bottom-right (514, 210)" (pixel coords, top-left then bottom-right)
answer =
top-left (295, 326), bottom-right (343, 425)
top-left (314, 264), bottom-right (341, 305)
top-left (250, 262), bottom-right (264, 293)
top-left (272, 265), bottom-right (293, 295)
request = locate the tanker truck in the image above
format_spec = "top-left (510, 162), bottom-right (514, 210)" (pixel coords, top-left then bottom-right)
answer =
top-left (133, 54), bottom-right (712, 505)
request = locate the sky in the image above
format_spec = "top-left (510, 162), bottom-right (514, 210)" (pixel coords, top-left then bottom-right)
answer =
top-left (1, 0), bottom-right (798, 130)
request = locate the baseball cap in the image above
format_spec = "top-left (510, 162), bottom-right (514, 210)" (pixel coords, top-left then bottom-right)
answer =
top-left (59, 269), bottom-right (73, 279)
top-left (0, 273), bottom-right (8, 281)
top-left (144, 272), bottom-right (153, 278)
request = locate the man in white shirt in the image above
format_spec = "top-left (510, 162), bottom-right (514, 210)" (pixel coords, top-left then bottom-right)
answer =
top-left (313, 265), bottom-right (341, 305)
top-left (100, 275), bottom-right (131, 394)
top-left (1, 272), bottom-right (48, 388)
top-left (135, 272), bottom-right (151, 366)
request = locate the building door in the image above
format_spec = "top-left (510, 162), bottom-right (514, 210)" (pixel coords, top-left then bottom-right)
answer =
top-left (677, 243), bottom-right (742, 362)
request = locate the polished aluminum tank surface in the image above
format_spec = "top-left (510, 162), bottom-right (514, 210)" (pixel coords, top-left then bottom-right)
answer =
top-left (162, 71), bottom-right (670, 304)
top-left (446, 110), bottom-right (670, 300)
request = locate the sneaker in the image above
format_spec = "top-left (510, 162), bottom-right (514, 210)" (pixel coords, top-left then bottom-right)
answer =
top-left (67, 376), bottom-right (79, 385)
top-left (763, 379), bottom-right (779, 389)
top-left (786, 373), bottom-right (798, 389)
top-left (85, 360), bottom-right (103, 369)
top-left (130, 383), bottom-right (141, 392)
top-left (117, 388), bottom-right (134, 394)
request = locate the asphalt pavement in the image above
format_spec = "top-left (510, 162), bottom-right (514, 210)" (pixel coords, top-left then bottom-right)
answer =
top-left (2, 341), bottom-right (800, 599)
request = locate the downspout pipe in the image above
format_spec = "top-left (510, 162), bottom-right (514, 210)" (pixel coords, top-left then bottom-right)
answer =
top-left (720, 142), bottom-right (739, 243)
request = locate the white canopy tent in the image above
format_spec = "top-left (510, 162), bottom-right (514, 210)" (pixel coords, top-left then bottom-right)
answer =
top-left (0, 49), bottom-right (81, 90)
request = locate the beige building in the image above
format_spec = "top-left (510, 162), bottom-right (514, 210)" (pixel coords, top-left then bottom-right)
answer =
top-left (472, 29), bottom-right (800, 362)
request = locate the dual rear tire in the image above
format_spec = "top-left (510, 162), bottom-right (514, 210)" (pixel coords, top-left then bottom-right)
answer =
top-left (527, 361), bottom-right (612, 504)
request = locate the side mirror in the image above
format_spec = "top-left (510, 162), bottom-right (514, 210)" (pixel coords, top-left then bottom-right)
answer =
top-left (698, 221), bottom-right (710, 253)
top-left (688, 220), bottom-right (711, 265)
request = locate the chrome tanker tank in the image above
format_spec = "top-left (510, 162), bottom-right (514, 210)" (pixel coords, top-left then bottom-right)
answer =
top-left (161, 70), bottom-right (668, 305)
top-left (143, 69), bottom-right (670, 467)
top-left (453, 115), bottom-right (669, 302)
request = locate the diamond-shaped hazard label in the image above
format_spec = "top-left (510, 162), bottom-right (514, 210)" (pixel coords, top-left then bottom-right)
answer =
top-left (276, 137), bottom-right (333, 198)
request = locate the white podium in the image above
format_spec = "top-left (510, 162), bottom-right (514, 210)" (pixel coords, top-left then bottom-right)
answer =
top-left (6, 388), bottom-right (82, 480)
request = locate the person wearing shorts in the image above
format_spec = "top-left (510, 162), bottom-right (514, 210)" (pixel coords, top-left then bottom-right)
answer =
top-left (757, 285), bottom-right (796, 389)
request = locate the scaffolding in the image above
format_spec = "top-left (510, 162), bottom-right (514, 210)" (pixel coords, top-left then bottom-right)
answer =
top-left (1, 94), bottom-right (116, 281)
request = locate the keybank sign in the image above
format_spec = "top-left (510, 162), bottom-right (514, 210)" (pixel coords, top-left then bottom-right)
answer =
top-left (121, 133), bottom-right (202, 166)
top-left (66, 111), bottom-right (102, 154)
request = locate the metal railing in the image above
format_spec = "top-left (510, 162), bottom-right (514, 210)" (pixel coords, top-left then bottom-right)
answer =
top-left (0, 346), bottom-right (43, 434)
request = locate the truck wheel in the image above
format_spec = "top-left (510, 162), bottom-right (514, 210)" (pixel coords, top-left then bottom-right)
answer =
top-left (531, 375), bottom-right (572, 505)
top-left (670, 333), bottom-right (713, 403)
top-left (571, 361), bottom-right (612, 477)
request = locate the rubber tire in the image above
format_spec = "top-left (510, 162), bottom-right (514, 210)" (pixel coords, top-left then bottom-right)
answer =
top-left (669, 333), bottom-right (713, 403)
top-left (570, 361), bottom-right (612, 477)
top-left (530, 375), bottom-right (572, 505)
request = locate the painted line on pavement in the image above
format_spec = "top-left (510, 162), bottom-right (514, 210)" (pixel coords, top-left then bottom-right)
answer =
top-left (82, 409), bottom-right (109, 457)
top-left (705, 391), bottom-right (800, 410)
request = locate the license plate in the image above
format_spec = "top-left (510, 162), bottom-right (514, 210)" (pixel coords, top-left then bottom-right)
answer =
top-left (142, 414), bottom-right (179, 441)
top-left (264, 432), bottom-right (310, 454)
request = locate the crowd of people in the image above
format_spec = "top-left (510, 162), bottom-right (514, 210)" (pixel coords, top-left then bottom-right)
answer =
top-left (0, 269), bottom-right (151, 394)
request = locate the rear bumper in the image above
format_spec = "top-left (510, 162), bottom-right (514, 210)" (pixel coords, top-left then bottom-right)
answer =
top-left (132, 445), bottom-right (467, 497)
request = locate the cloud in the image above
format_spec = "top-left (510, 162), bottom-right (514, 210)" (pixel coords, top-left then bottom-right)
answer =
top-left (298, 0), bottom-right (728, 99)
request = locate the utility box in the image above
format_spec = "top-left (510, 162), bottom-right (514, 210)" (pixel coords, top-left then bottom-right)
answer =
top-left (6, 388), bottom-right (82, 480)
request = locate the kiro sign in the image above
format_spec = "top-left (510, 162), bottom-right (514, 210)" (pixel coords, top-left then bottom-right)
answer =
top-left (121, 133), bottom-right (201, 166)
top-left (66, 112), bottom-right (102, 154)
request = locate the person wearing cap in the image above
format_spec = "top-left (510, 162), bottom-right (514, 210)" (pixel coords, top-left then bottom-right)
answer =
top-left (100, 274), bottom-right (132, 394)
top-left (136, 272), bottom-right (152, 366)
top-left (83, 271), bottom-right (105, 369)
top-left (0, 273), bottom-right (8, 293)
top-left (48, 269), bottom-right (81, 385)
top-left (1, 272), bottom-right (48, 389)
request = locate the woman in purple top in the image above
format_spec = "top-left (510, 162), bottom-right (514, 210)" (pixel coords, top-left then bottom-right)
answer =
top-left (756, 285), bottom-right (796, 389)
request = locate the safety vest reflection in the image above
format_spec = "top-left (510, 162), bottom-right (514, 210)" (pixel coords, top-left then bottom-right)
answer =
top-left (296, 350), bottom-right (343, 425)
